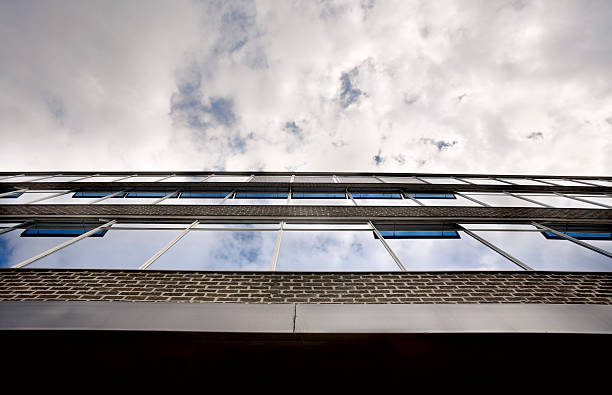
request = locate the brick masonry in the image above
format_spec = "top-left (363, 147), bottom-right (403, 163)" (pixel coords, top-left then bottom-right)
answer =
top-left (1, 204), bottom-right (611, 222)
top-left (1, 270), bottom-right (611, 304)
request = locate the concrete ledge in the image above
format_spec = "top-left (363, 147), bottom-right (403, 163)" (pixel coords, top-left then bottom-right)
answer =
top-left (0, 301), bottom-right (295, 332)
top-left (2, 301), bottom-right (612, 334)
top-left (296, 304), bottom-right (612, 334)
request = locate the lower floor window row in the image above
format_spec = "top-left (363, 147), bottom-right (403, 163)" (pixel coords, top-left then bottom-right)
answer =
top-left (0, 221), bottom-right (610, 272)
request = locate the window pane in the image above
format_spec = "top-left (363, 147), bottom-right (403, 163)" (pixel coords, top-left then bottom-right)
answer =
top-left (28, 229), bottom-right (180, 269)
top-left (459, 224), bottom-right (537, 230)
top-left (235, 192), bottom-right (288, 198)
top-left (0, 191), bottom-right (69, 204)
top-left (460, 178), bottom-right (510, 185)
top-left (34, 176), bottom-right (83, 182)
top-left (148, 231), bottom-right (276, 270)
top-left (160, 198), bottom-right (223, 205)
top-left (160, 176), bottom-right (207, 182)
top-left (224, 199), bottom-right (286, 205)
top-left (350, 192), bottom-right (402, 199)
top-left (420, 177), bottom-right (466, 184)
top-left (536, 179), bottom-right (588, 187)
top-left (276, 231), bottom-right (398, 271)
top-left (75, 176), bottom-right (125, 182)
top-left (337, 176), bottom-right (381, 183)
top-left (385, 231), bottom-right (519, 270)
top-left (195, 223), bottom-right (279, 229)
top-left (117, 176), bottom-right (165, 182)
top-left (0, 229), bottom-right (70, 268)
top-left (565, 195), bottom-right (612, 207)
top-left (288, 199), bottom-right (354, 206)
top-left (293, 176), bottom-right (335, 183)
top-left (517, 194), bottom-right (602, 208)
top-left (589, 180), bottom-right (612, 187)
top-left (206, 176), bottom-right (252, 182)
top-left (474, 231), bottom-right (612, 271)
top-left (497, 178), bottom-right (547, 186)
top-left (250, 176), bottom-right (292, 182)
top-left (462, 194), bottom-right (542, 207)
top-left (284, 223), bottom-right (371, 230)
top-left (0, 176), bottom-right (43, 183)
top-left (101, 198), bottom-right (159, 204)
top-left (354, 199), bottom-right (418, 206)
top-left (378, 177), bottom-right (424, 184)
top-left (418, 196), bottom-right (481, 206)
top-left (292, 192), bottom-right (345, 199)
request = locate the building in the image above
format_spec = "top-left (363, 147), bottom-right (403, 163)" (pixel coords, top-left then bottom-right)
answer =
top-left (1, 171), bottom-right (611, 390)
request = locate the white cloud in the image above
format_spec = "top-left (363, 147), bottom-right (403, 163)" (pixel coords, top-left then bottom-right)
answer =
top-left (0, 0), bottom-right (611, 175)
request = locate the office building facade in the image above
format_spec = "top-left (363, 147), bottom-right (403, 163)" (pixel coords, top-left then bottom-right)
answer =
top-left (1, 171), bottom-right (611, 389)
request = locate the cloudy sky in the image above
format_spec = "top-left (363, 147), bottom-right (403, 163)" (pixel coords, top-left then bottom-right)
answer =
top-left (1, 0), bottom-right (611, 175)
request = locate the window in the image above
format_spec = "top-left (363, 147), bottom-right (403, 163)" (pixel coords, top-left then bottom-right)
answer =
top-left (73, 191), bottom-right (125, 198)
top-left (292, 192), bottom-right (346, 199)
top-left (406, 193), bottom-right (455, 199)
top-left (350, 191), bottom-right (402, 199)
top-left (376, 230), bottom-right (459, 239)
top-left (0, 190), bottom-right (24, 198)
top-left (126, 192), bottom-right (178, 198)
top-left (180, 191), bottom-right (229, 198)
top-left (234, 192), bottom-right (288, 199)
top-left (21, 228), bottom-right (107, 237)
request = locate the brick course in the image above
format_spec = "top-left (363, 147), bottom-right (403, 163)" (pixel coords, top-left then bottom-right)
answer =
top-left (1, 270), bottom-right (610, 304)
top-left (1, 204), bottom-right (611, 221)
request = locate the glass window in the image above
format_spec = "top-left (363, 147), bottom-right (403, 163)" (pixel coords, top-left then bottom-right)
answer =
top-left (565, 195), bottom-right (612, 207)
top-left (180, 191), bottom-right (229, 198)
top-left (292, 176), bottom-right (335, 183)
top-left (377, 230), bottom-right (459, 239)
top-left (75, 176), bottom-right (125, 182)
top-left (0, 190), bottom-right (24, 198)
top-left (117, 176), bottom-right (165, 182)
top-left (0, 229), bottom-right (73, 268)
top-left (336, 176), bottom-right (381, 183)
top-left (420, 177), bottom-right (467, 184)
top-left (288, 198), bottom-right (354, 206)
top-left (73, 191), bottom-right (125, 198)
top-left (535, 179), bottom-right (589, 187)
top-left (34, 176), bottom-right (84, 182)
top-left (354, 199), bottom-right (418, 206)
top-left (292, 192), bottom-right (345, 199)
top-left (195, 223), bottom-right (279, 229)
top-left (284, 223), bottom-right (371, 230)
top-left (588, 180), bottom-right (612, 187)
top-left (0, 176), bottom-right (45, 183)
top-left (406, 193), bottom-right (455, 199)
top-left (160, 176), bottom-right (208, 182)
top-left (350, 192), bottom-right (402, 199)
top-left (497, 178), bottom-right (548, 186)
top-left (235, 192), bottom-right (288, 199)
top-left (542, 231), bottom-right (611, 240)
top-left (101, 197), bottom-right (160, 204)
top-left (0, 191), bottom-right (69, 204)
top-left (148, 230), bottom-right (277, 270)
top-left (474, 230), bottom-right (612, 271)
top-left (250, 176), bottom-right (292, 182)
top-left (459, 223), bottom-right (536, 230)
top-left (276, 231), bottom-right (398, 271)
top-left (378, 177), bottom-right (424, 184)
top-left (384, 231), bottom-right (520, 270)
top-left (417, 196), bottom-right (481, 206)
top-left (21, 228), bottom-right (106, 237)
top-left (206, 176), bottom-right (252, 183)
top-left (28, 228), bottom-right (180, 269)
top-left (462, 193), bottom-right (542, 207)
top-left (517, 194), bottom-right (602, 209)
top-left (460, 178), bottom-right (511, 185)
top-left (126, 192), bottom-right (178, 198)
top-left (224, 199), bottom-right (286, 205)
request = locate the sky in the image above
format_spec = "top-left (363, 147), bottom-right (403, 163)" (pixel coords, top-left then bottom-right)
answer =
top-left (0, 0), bottom-right (611, 175)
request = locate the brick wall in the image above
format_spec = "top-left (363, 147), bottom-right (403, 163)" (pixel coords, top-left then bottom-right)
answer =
top-left (1, 270), bottom-right (610, 304)
top-left (2, 204), bottom-right (611, 221)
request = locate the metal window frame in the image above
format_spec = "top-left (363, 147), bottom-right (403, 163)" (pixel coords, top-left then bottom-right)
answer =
top-left (12, 220), bottom-right (117, 268)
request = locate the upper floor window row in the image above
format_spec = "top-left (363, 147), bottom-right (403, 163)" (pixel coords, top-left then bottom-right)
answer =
top-left (2, 174), bottom-right (611, 187)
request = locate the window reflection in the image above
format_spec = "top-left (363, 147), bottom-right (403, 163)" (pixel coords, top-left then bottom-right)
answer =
top-left (474, 231), bottom-right (612, 271)
top-left (276, 231), bottom-right (398, 271)
top-left (149, 230), bottom-right (276, 270)
top-left (384, 231), bottom-right (520, 270)
top-left (28, 229), bottom-right (181, 269)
